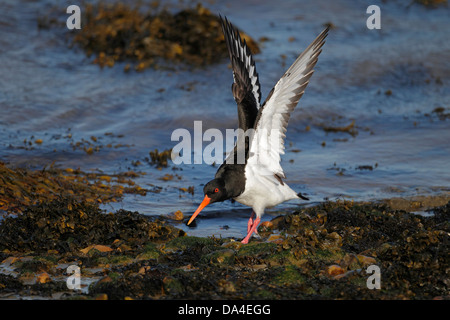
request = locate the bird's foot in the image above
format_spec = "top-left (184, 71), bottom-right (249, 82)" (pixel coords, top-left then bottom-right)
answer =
top-left (241, 217), bottom-right (260, 244)
top-left (247, 217), bottom-right (253, 234)
top-left (246, 211), bottom-right (258, 234)
top-left (247, 218), bottom-right (259, 235)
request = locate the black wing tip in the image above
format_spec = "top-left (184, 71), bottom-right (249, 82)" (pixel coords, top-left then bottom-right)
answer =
top-left (219, 14), bottom-right (262, 107)
top-left (218, 14), bottom-right (228, 33)
top-left (318, 25), bottom-right (330, 44)
top-left (218, 13), bottom-right (227, 23)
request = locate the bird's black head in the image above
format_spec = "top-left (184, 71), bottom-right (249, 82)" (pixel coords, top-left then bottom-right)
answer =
top-left (203, 178), bottom-right (228, 204)
top-left (187, 178), bottom-right (228, 225)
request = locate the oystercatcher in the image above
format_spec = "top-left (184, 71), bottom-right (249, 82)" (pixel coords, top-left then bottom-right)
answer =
top-left (187, 16), bottom-right (329, 244)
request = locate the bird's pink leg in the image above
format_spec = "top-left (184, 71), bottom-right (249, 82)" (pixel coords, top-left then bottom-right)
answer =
top-left (247, 211), bottom-right (255, 233)
top-left (241, 217), bottom-right (260, 244)
top-left (247, 211), bottom-right (259, 235)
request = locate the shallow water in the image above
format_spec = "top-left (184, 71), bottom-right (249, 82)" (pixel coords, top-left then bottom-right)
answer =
top-left (1, 0), bottom-right (449, 238)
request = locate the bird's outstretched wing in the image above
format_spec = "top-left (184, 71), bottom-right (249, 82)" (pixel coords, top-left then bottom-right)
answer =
top-left (247, 26), bottom-right (329, 180)
top-left (220, 15), bottom-right (261, 132)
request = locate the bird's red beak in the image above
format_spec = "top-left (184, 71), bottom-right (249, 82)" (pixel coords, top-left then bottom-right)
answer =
top-left (187, 195), bottom-right (211, 225)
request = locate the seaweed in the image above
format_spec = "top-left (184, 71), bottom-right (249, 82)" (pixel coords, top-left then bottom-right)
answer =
top-left (1, 195), bottom-right (448, 299)
top-left (70, 2), bottom-right (260, 71)
top-left (0, 162), bottom-right (146, 214)
top-left (0, 196), bottom-right (185, 253)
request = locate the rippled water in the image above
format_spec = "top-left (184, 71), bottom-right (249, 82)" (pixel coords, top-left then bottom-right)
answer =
top-left (1, 0), bottom-right (449, 238)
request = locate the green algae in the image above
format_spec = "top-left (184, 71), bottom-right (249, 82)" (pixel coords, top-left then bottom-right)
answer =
top-left (96, 255), bottom-right (135, 267)
top-left (272, 266), bottom-right (306, 286)
top-left (201, 249), bottom-right (235, 265)
top-left (237, 242), bottom-right (277, 257)
top-left (136, 243), bottom-right (160, 260)
top-left (164, 236), bottom-right (218, 251)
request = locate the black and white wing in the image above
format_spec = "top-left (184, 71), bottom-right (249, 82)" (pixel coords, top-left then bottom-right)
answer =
top-left (220, 15), bottom-right (261, 132)
top-left (220, 16), bottom-right (263, 165)
top-left (247, 26), bottom-right (329, 180)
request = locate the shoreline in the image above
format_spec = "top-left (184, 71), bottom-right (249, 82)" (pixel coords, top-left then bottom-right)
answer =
top-left (1, 194), bottom-right (448, 300)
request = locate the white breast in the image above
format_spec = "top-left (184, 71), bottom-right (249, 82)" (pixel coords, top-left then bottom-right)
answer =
top-left (234, 164), bottom-right (298, 217)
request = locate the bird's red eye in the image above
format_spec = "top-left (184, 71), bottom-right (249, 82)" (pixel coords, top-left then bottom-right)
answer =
top-left (214, 188), bottom-right (219, 193)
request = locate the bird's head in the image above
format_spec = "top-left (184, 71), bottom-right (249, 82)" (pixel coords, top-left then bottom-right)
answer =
top-left (187, 179), bottom-right (227, 225)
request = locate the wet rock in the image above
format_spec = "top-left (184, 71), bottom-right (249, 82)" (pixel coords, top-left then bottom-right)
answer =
top-left (94, 293), bottom-right (108, 300)
top-left (268, 215), bottom-right (285, 230)
top-left (18, 260), bottom-right (51, 274)
top-left (221, 240), bottom-right (243, 250)
top-left (384, 195), bottom-right (450, 212)
top-left (80, 245), bottom-right (114, 255)
top-left (167, 210), bottom-right (184, 221)
top-left (356, 255), bottom-right (377, 266)
top-left (138, 266), bottom-right (151, 274)
top-left (36, 272), bottom-right (51, 284)
top-left (97, 275), bottom-right (113, 285)
top-left (259, 221), bottom-right (274, 232)
top-left (267, 234), bottom-right (284, 244)
top-left (1, 257), bottom-right (20, 266)
top-left (333, 269), bottom-right (359, 280)
top-left (339, 254), bottom-right (359, 269)
top-left (217, 279), bottom-right (236, 294)
top-left (326, 265), bottom-right (345, 277)
top-left (163, 276), bottom-right (184, 295)
top-left (0, 274), bottom-right (22, 293)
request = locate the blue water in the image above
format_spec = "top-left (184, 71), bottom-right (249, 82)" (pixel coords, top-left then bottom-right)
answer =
top-left (1, 0), bottom-right (449, 238)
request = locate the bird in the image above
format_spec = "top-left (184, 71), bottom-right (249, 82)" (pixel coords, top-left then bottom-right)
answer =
top-left (187, 16), bottom-right (329, 244)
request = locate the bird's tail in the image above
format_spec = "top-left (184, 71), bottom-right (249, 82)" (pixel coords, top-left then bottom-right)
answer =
top-left (297, 192), bottom-right (309, 201)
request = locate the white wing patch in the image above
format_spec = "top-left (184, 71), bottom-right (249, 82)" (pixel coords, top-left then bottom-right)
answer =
top-left (247, 27), bottom-right (329, 179)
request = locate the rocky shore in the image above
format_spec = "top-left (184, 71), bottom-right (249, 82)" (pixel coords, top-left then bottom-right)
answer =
top-left (1, 182), bottom-right (448, 299)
